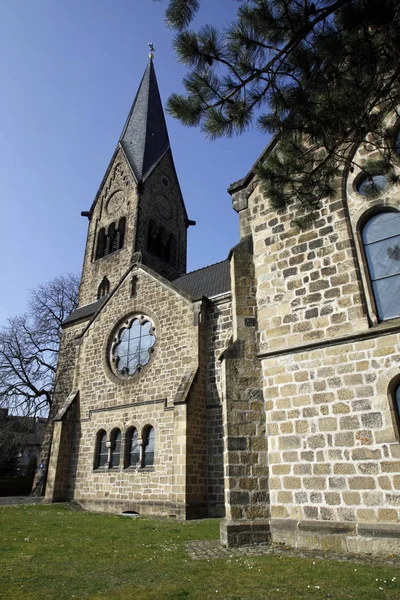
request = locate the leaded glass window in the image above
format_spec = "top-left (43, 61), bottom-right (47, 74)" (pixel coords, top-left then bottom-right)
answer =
top-left (97, 430), bottom-right (108, 468)
top-left (127, 428), bottom-right (140, 467)
top-left (143, 426), bottom-right (155, 468)
top-left (111, 316), bottom-right (156, 378)
top-left (362, 211), bottom-right (400, 321)
top-left (395, 132), bottom-right (400, 156)
top-left (396, 385), bottom-right (400, 423)
top-left (110, 429), bottom-right (121, 468)
top-left (358, 174), bottom-right (388, 197)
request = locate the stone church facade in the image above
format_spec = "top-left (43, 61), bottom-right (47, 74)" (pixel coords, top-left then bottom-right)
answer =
top-left (42, 56), bottom-right (400, 555)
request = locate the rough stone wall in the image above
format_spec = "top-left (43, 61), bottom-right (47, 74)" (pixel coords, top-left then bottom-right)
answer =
top-left (135, 150), bottom-right (187, 280)
top-left (264, 334), bottom-right (400, 525)
top-left (32, 324), bottom-right (81, 496)
top-left (185, 304), bottom-right (208, 517)
top-left (231, 129), bottom-right (400, 550)
top-left (65, 267), bottom-right (201, 516)
top-left (79, 149), bottom-right (138, 306)
top-left (220, 239), bottom-right (269, 547)
top-left (205, 298), bottom-right (232, 517)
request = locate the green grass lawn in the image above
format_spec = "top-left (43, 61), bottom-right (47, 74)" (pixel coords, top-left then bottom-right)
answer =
top-left (0, 505), bottom-right (399, 599)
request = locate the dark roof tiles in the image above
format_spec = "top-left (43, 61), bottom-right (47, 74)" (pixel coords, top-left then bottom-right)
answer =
top-left (120, 60), bottom-right (170, 181)
top-left (173, 260), bottom-right (230, 299)
top-left (62, 297), bottom-right (106, 326)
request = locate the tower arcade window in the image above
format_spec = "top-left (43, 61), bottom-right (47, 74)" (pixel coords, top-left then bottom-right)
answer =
top-left (95, 218), bottom-right (126, 260)
top-left (362, 210), bottom-right (400, 321)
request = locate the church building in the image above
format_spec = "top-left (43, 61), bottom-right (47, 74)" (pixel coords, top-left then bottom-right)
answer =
top-left (43, 52), bottom-right (400, 555)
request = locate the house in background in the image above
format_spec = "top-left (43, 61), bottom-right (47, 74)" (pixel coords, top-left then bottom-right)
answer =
top-left (0, 408), bottom-right (47, 477)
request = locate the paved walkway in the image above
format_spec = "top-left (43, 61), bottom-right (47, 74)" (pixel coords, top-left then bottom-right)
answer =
top-left (186, 540), bottom-right (400, 566)
top-left (0, 496), bottom-right (44, 506)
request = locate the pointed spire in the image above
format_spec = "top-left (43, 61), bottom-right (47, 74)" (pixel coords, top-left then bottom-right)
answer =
top-left (119, 57), bottom-right (170, 181)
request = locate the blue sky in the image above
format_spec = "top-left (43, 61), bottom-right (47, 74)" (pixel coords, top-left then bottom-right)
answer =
top-left (0, 0), bottom-right (267, 324)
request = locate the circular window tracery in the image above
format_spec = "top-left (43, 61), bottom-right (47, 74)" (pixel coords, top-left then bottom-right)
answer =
top-left (110, 315), bottom-right (156, 378)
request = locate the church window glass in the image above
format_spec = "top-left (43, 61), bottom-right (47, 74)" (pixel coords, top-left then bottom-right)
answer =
top-left (143, 426), bottom-right (155, 467)
top-left (394, 384), bottom-right (400, 432)
top-left (395, 131), bottom-right (400, 156)
top-left (127, 428), bottom-right (140, 467)
top-left (111, 316), bottom-right (156, 378)
top-left (362, 211), bottom-right (400, 321)
top-left (357, 174), bottom-right (388, 197)
top-left (96, 430), bottom-right (108, 468)
top-left (95, 229), bottom-right (106, 260)
top-left (110, 429), bottom-right (121, 468)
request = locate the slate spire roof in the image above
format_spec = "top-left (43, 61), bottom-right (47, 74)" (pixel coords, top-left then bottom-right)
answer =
top-left (119, 58), bottom-right (170, 181)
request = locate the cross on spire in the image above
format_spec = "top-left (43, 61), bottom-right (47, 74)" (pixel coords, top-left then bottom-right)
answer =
top-left (148, 42), bottom-right (155, 60)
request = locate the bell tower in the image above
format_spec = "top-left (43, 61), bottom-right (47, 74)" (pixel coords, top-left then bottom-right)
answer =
top-left (78, 49), bottom-right (193, 307)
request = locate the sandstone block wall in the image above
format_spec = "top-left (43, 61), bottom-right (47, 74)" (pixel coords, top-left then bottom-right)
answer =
top-left (205, 298), bottom-right (232, 516)
top-left (61, 267), bottom-right (204, 515)
top-left (229, 129), bottom-right (400, 551)
top-left (79, 150), bottom-right (138, 306)
top-left (135, 151), bottom-right (187, 280)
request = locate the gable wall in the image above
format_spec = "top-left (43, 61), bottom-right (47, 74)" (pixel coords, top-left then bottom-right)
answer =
top-left (205, 297), bottom-right (232, 516)
top-left (66, 268), bottom-right (202, 515)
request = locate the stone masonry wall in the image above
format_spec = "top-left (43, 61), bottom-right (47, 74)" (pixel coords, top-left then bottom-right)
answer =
top-left (79, 149), bottom-right (138, 306)
top-left (205, 298), bottom-right (232, 517)
top-left (67, 266), bottom-right (201, 516)
top-left (231, 130), bottom-right (400, 551)
top-left (264, 334), bottom-right (400, 525)
top-left (135, 150), bottom-right (187, 280)
top-left (33, 323), bottom-right (81, 496)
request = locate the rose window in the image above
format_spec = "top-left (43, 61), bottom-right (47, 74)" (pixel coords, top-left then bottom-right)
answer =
top-left (111, 316), bottom-right (155, 377)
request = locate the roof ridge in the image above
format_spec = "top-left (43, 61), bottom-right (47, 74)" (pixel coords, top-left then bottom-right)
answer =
top-left (175, 259), bottom-right (229, 280)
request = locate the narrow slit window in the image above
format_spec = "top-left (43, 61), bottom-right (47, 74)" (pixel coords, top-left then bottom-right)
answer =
top-left (96, 430), bottom-right (108, 468)
top-left (127, 428), bottom-right (140, 467)
top-left (110, 429), bottom-right (121, 468)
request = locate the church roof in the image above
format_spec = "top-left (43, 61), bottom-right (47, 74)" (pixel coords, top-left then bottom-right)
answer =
top-left (119, 59), bottom-right (170, 181)
top-left (63, 296), bottom-right (107, 326)
top-left (173, 260), bottom-right (231, 299)
top-left (63, 261), bottom-right (231, 327)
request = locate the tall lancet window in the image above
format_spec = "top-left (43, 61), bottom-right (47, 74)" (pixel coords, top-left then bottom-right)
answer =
top-left (362, 211), bottom-right (400, 321)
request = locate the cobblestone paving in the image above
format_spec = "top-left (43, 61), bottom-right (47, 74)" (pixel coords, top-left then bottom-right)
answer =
top-left (186, 540), bottom-right (400, 567)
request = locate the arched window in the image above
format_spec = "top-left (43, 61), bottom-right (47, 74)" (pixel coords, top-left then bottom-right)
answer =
top-left (95, 228), bottom-right (106, 260)
top-left (110, 429), bottom-right (121, 468)
top-left (126, 428), bottom-right (140, 467)
top-left (97, 276), bottom-right (110, 300)
top-left (118, 217), bottom-right (126, 250)
top-left (143, 426), bottom-right (155, 467)
top-left (394, 384), bottom-right (400, 435)
top-left (362, 210), bottom-right (400, 321)
top-left (95, 430), bottom-right (108, 468)
top-left (108, 223), bottom-right (116, 255)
